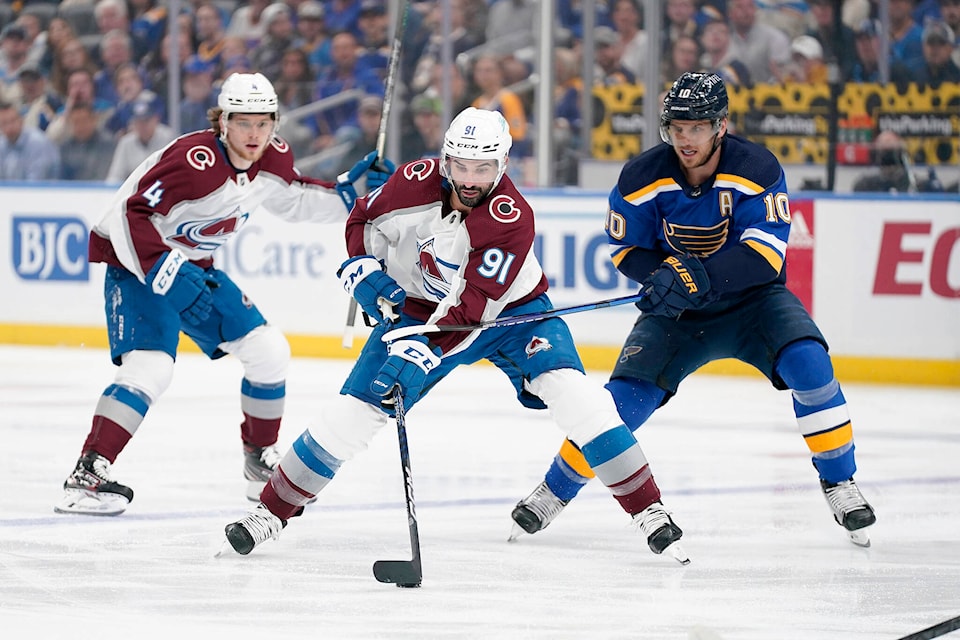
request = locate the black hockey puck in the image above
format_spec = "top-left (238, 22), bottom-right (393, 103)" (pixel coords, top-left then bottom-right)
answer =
top-left (396, 582), bottom-right (421, 589)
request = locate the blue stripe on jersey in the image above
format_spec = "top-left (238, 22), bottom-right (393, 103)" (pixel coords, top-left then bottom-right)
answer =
top-left (103, 383), bottom-right (150, 416)
top-left (580, 425), bottom-right (636, 467)
top-left (241, 379), bottom-right (286, 400)
top-left (292, 431), bottom-right (342, 479)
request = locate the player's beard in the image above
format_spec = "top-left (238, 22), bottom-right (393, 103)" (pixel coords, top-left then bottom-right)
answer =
top-left (227, 136), bottom-right (269, 165)
top-left (453, 181), bottom-right (492, 208)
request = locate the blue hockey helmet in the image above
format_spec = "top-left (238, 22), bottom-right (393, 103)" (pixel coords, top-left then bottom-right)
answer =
top-left (660, 72), bottom-right (729, 143)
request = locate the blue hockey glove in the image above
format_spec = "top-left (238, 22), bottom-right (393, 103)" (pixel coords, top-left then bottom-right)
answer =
top-left (371, 336), bottom-right (442, 406)
top-left (147, 250), bottom-right (216, 323)
top-left (635, 254), bottom-right (712, 318)
top-left (335, 150), bottom-right (396, 210)
top-left (338, 255), bottom-right (405, 323)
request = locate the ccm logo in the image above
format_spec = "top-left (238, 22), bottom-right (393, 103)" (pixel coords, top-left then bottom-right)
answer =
top-left (873, 222), bottom-right (959, 297)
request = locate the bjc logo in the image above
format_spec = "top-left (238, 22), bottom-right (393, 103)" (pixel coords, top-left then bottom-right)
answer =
top-left (12, 216), bottom-right (89, 281)
top-left (873, 222), bottom-right (960, 298)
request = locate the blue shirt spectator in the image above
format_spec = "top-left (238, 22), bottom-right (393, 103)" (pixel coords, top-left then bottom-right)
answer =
top-left (311, 30), bottom-right (383, 142)
top-left (0, 100), bottom-right (61, 180)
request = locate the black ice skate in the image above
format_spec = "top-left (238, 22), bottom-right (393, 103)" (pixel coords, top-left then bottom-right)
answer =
top-left (223, 503), bottom-right (287, 555)
top-left (821, 478), bottom-right (876, 547)
top-left (243, 443), bottom-right (281, 501)
top-left (508, 481), bottom-right (569, 541)
top-left (55, 451), bottom-right (134, 516)
top-left (633, 502), bottom-right (690, 565)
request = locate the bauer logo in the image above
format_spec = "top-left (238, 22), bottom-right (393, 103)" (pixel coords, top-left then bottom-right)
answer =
top-left (12, 216), bottom-right (89, 281)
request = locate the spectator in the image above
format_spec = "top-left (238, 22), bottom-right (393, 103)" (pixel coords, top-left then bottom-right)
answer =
top-left (274, 47), bottom-right (314, 111)
top-left (940, 0), bottom-right (960, 67)
top-left (663, 0), bottom-right (699, 52)
top-left (93, 0), bottom-right (136, 60)
top-left (410, 0), bottom-right (481, 96)
top-left (0, 24), bottom-right (32, 103)
top-left (15, 11), bottom-right (46, 70)
top-left (58, 101), bottom-right (116, 181)
top-left (323, 0), bottom-right (364, 39)
top-left (888, 0), bottom-right (925, 72)
top-left (179, 56), bottom-right (218, 134)
top-left (17, 63), bottom-right (62, 132)
top-left (105, 64), bottom-right (163, 135)
top-left (892, 20), bottom-right (960, 87)
top-left (0, 99), bottom-right (61, 180)
top-left (47, 68), bottom-right (115, 144)
top-left (226, 0), bottom-right (271, 49)
top-left (194, 2), bottom-right (228, 74)
top-left (611, 0), bottom-right (648, 82)
top-left (661, 33), bottom-right (703, 86)
top-left (400, 92), bottom-right (444, 162)
top-left (356, 0), bottom-right (390, 81)
top-left (726, 0), bottom-right (791, 83)
top-left (129, 0), bottom-right (167, 59)
top-left (469, 52), bottom-right (529, 156)
top-left (310, 30), bottom-right (384, 150)
top-left (294, 0), bottom-right (331, 75)
top-left (37, 17), bottom-right (78, 77)
top-left (783, 34), bottom-right (828, 83)
top-left (250, 3), bottom-right (296, 82)
top-left (557, 0), bottom-right (612, 41)
top-left (93, 29), bottom-right (134, 105)
top-left (852, 131), bottom-right (920, 193)
top-left (850, 19), bottom-right (883, 81)
top-left (805, 0), bottom-right (857, 81)
top-left (700, 15), bottom-right (752, 87)
top-left (553, 46), bottom-right (583, 185)
top-left (325, 93), bottom-right (382, 182)
top-left (50, 37), bottom-right (100, 101)
top-left (593, 25), bottom-right (637, 85)
top-left (105, 95), bottom-right (176, 183)
top-left (139, 29), bottom-right (192, 107)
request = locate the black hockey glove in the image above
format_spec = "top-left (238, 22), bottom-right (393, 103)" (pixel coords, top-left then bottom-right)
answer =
top-left (635, 254), bottom-right (712, 318)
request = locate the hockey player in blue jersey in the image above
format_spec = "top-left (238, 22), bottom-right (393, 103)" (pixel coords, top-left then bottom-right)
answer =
top-left (510, 72), bottom-right (877, 548)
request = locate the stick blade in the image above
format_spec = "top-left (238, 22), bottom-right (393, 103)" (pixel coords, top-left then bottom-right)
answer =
top-left (372, 559), bottom-right (421, 588)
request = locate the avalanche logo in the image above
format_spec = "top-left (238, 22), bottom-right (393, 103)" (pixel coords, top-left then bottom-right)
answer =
top-left (167, 208), bottom-right (249, 251)
top-left (270, 137), bottom-right (289, 153)
top-left (186, 145), bottom-right (216, 171)
top-left (404, 158), bottom-right (436, 181)
top-left (418, 237), bottom-right (457, 298)
top-left (524, 336), bottom-right (552, 358)
top-left (488, 194), bottom-right (521, 224)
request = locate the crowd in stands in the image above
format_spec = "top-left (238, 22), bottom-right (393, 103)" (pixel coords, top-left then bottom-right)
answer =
top-left (0, 0), bottom-right (956, 187)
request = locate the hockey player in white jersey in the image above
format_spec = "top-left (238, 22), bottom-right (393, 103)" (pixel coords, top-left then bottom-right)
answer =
top-left (222, 107), bottom-right (689, 565)
top-left (55, 73), bottom-right (393, 516)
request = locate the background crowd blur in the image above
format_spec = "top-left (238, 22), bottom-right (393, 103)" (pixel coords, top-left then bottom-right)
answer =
top-left (0, 0), bottom-right (957, 191)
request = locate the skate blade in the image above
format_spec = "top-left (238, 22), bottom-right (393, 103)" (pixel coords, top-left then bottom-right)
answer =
top-left (847, 528), bottom-right (871, 548)
top-left (214, 539), bottom-right (234, 558)
top-left (507, 523), bottom-right (527, 542)
top-left (54, 489), bottom-right (129, 516)
top-left (665, 541), bottom-right (691, 566)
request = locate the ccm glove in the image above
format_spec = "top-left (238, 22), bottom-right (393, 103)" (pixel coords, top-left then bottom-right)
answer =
top-left (335, 150), bottom-right (396, 209)
top-left (338, 255), bottom-right (405, 323)
top-left (147, 250), bottom-right (216, 323)
top-left (371, 336), bottom-right (441, 406)
top-left (635, 254), bottom-right (712, 318)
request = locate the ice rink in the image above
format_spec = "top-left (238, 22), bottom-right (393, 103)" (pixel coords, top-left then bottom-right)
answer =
top-left (1, 344), bottom-right (958, 640)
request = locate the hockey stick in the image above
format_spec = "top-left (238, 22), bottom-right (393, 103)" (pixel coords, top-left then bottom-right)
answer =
top-left (381, 290), bottom-right (646, 342)
top-left (895, 615), bottom-right (960, 640)
top-left (342, 0), bottom-right (411, 349)
top-left (372, 386), bottom-right (422, 588)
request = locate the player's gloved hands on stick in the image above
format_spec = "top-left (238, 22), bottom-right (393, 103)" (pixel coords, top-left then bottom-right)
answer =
top-left (147, 249), bottom-right (217, 323)
top-left (338, 255), bottom-right (405, 323)
top-left (371, 336), bottom-right (441, 408)
top-left (635, 254), bottom-right (712, 318)
top-left (336, 151), bottom-right (396, 209)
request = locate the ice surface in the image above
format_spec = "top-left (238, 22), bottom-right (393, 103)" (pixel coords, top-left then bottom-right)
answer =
top-left (1, 345), bottom-right (958, 639)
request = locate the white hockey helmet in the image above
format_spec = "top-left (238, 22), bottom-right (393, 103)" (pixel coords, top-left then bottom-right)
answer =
top-left (440, 107), bottom-right (513, 189)
top-left (218, 72), bottom-right (279, 116)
